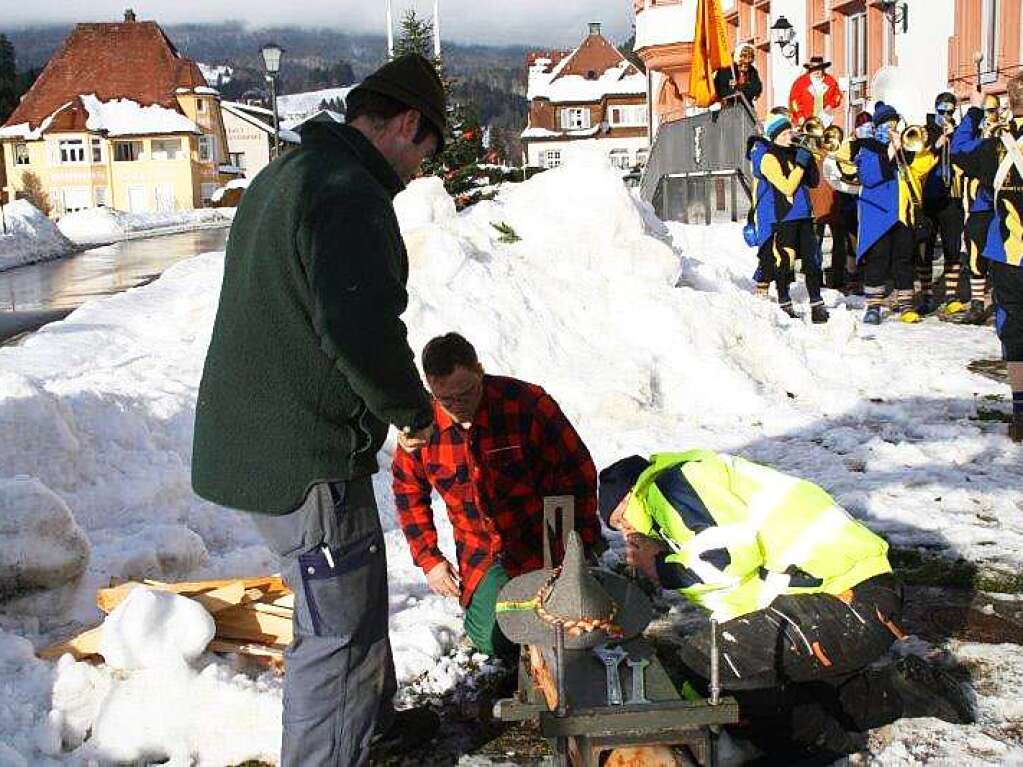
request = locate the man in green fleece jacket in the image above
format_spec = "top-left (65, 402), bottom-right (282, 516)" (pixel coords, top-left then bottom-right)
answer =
top-left (192, 54), bottom-right (444, 766)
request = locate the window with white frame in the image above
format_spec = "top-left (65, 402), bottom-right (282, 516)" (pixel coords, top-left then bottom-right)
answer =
top-left (59, 138), bottom-right (86, 164)
top-left (13, 143), bottom-right (29, 165)
top-left (198, 135), bottom-right (216, 162)
top-left (636, 148), bottom-right (650, 167)
top-left (560, 108), bottom-right (591, 131)
top-left (608, 148), bottom-right (631, 170)
top-left (151, 138), bottom-right (183, 161)
top-left (847, 12), bottom-right (868, 105)
top-left (542, 150), bottom-right (562, 169)
top-left (95, 187), bottom-right (107, 207)
top-left (114, 141), bottom-right (143, 162)
top-left (91, 138), bottom-right (103, 163)
top-left (981, 0), bottom-right (1000, 85)
top-left (608, 105), bottom-right (646, 128)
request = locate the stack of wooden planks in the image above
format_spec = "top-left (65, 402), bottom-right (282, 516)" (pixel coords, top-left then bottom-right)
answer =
top-left (38, 576), bottom-right (294, 671)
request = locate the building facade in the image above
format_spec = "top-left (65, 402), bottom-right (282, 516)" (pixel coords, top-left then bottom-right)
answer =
top-left (522, 23), bottom-right (650, 170)
top-left (0, 13), bottom-right (234, 218)
top-left (632, 0), bottom-right (1013, 139)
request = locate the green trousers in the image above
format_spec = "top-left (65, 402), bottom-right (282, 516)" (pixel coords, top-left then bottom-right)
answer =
top-left (463, 564), bottom-right (517, 658)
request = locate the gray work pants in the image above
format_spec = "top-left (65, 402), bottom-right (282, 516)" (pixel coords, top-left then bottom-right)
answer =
top-left (251, 478), bottom-right (396, 767)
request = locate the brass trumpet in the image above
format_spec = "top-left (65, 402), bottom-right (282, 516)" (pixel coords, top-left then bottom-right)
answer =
top-left (795, 118), bottom-right (845, 155)
top-left (895, 123), bottom-right (929, 153)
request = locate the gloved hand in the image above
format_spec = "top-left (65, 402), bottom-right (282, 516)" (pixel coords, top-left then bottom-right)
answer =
top-left (794, 147), bottom-right (814, 169)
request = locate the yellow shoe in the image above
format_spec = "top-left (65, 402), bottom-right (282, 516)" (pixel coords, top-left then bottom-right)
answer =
top-left (943, 301), bottom-right (967, 315)
top-left (900, 310), bottom-right (923, 324)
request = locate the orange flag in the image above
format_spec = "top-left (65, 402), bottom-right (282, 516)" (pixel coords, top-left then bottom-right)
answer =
top-left (689, 0), bottom-right (734, 108)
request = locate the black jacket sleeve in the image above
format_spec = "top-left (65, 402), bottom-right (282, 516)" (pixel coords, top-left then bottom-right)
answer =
top-left (951, 107), bottom-right (1000, 182)
top-left (713, 67), bottom-right (734, 100)
top-left (299, 193), bottom-right (433, 432)
top-left (743, 66), bottom-right (763, 102)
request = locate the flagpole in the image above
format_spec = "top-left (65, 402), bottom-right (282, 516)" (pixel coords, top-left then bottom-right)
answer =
top-left (386, 0), bottom-right (394, 60)
top-left (433, 0), bottom-right (442, 60)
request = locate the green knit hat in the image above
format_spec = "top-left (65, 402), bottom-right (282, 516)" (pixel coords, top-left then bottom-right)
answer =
top-left (347, 54), bottom-right (447, 151)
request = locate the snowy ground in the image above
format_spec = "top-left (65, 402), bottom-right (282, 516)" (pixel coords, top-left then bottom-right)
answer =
top-left (1, 148), bottom-right (1022, 764)
top-left (56, 207), bottom-right (234, 247)
top-left (0, 201), bottom-right (76, 272)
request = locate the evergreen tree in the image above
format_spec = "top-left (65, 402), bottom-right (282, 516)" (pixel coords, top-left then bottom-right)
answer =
top-left (0, 35), bottom-right (19, 124)
top-left (394, 9), bottom-right (488, 207)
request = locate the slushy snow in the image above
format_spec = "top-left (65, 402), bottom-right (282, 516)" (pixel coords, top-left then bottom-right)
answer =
top-left (56, 206), bottom-right (234, 246)
top-left (0, 200), bottom-right (76, 271)
top-left (1, 144), bottom-right (1021, 764)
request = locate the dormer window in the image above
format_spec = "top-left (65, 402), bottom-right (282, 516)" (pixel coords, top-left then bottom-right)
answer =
top-left (561, 108), bottom-right (591, 130)
top-left (586, 70), bottom-right (598, 80)
top-left (196, 98), bottom-right (205, 112)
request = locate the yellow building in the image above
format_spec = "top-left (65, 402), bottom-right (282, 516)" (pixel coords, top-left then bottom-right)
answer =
top-left (0, 11), bottom-right (235, 218)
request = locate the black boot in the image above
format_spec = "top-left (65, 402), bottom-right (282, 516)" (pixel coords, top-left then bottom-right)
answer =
top-left (779, 301), bottom-right (801, 319)
top-left (370, 707), bottom-right (441, 760)
top-left (810, 302), bottom-right (830, 324)
top-left (891, 655), bottom-right (974, 724)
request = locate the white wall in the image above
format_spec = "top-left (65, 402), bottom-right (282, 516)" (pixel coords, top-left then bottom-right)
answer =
top-left (769, 0), bottom-right (807, 113)
top-left (525, 136), bottom-right (650, 169)
top-left (891, 0), bottom-right (955, 123)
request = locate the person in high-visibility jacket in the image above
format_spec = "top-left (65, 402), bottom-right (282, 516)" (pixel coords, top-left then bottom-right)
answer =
top-left (599, 451), bottom-right (973, 759)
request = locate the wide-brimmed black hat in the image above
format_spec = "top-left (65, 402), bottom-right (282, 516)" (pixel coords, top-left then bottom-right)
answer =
top-left (346, 53), bottom-right (447, 151)
top-left (496, 532), bottom-right (653, 650)
top-left (803, 56), bottom-right (832, 72)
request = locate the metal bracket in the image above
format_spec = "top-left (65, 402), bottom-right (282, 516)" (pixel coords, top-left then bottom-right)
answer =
top-left (543, 495), bottom-right (575, 570)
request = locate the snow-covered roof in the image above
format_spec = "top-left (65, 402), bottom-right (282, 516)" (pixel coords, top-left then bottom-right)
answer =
top-left (276, 86), bottom-right (355, 121)
top-left (81, 94), bottom-right (201, 137)
top-left (194, 86), bottom-right (220, 96)
top-left (634, 2), bottom-right (697, 50)
top-left (221, 101), bottom-right (301, 144)
top-left (530, 61), bottom-right (646, 103)
top-left (521, 125), bottom-right (602, 140)
top-left (0, 102), bottom-right (74, 140)
top-left (282, 109), bottom-right (344, 133)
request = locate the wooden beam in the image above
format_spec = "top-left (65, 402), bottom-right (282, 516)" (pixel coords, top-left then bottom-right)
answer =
top-left (97, 576), bottom-right (289, 614)
top-left (214, 604), bottom-right (293, 645)
top-left (38, 625), bottom-right (103, 661)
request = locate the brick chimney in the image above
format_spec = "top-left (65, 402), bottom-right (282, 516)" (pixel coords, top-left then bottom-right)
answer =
top-left (124, 8), bottom-right (137, 23)
top-left (588, 22), bottom-right (602, 36)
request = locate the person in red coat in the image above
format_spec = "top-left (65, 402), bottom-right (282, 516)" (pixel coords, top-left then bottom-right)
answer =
top-left (789, 56), bottom-right (843, 127)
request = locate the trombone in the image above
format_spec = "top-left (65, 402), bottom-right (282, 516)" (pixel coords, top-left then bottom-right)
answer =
top-left (795, 117), bottom-right (845, 155)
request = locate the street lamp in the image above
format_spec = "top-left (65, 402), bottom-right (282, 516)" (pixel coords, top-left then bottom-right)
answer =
top-left (261, 42), bottom-right (285, 159)
top-left (874, 1), bottom-right (909, 34)
top-left (771, 16), bottom-right (800, 66)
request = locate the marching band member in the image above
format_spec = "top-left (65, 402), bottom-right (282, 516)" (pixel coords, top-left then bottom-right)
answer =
top-left (952, 75), bottom-right (1023, 442)
top-left (919, 93), bottom-right (965, 315)
top-left (854, 102), bottom-right (939, 324)
top-left (822, 111), bottom-right (872, 294)
top-left (949, 94), bottom-right (1002, 325)
top-left (751, 112), bottom-right (829, 322)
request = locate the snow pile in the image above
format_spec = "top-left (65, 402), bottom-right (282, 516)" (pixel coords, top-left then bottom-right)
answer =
top-left (57, 206), bottom-right (233, 245)
top-left (210, 177), bottom-right (250, 204)
top-left (0, 477), bottom-right (89, 601)
top-left (81, 94), bottom-right (200, 137)
top-left (0, 146), bottom-right (1020, 763)
top-left (0, 200), bottom-right (76, 271)
top-left (98, 588), bottom-right (214, 670)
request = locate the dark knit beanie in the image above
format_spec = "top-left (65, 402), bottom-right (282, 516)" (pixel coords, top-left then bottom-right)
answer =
top-left (935, 91), bottom-right (957, 108)
top-left (346, 54), bottom-right (447, 150)
top-left (873, 101), bottom-right (899, 126)
top-left (598, 456), bottom-right (651, 527)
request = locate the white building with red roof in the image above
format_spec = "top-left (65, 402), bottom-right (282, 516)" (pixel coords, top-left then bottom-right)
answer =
top-left (0, 10), bottom-right (235, 217)
top-left (521, 22), bottom-right (649, 171)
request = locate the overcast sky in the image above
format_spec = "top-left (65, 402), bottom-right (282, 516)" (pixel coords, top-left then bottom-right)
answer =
top-left (4, 1), bottom-right (638, 48)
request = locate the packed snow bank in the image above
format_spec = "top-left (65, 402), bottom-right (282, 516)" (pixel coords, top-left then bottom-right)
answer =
top-left (0, 143), bottom-right (1021, 764)
top-left (99, 588), bottom-right (214, 670)
top-left (56, 207), bottom-right (234, 246)
top-left (0, 477), bottom-right (89, 600)
top-left (0, 200), bottom-right (76, 271)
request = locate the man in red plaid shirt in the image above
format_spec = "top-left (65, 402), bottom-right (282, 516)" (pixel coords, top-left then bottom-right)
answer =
top-left (392, 333), bottom-right (604, 656)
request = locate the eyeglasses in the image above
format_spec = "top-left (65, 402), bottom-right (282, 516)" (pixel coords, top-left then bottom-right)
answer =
top-left (936, 107), bottom-right (955, 115)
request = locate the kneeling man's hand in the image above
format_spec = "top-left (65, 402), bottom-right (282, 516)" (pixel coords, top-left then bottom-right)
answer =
top-left (426, 560), bottom-right (462, 599)
top-left (625, 534), bottom-right (666, 587)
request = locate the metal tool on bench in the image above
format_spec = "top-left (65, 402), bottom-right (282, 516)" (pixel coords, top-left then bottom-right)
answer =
top-left (627, 656), bottom-right (651, 704)
top-left (593, 644), bottom-right (627, 705)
